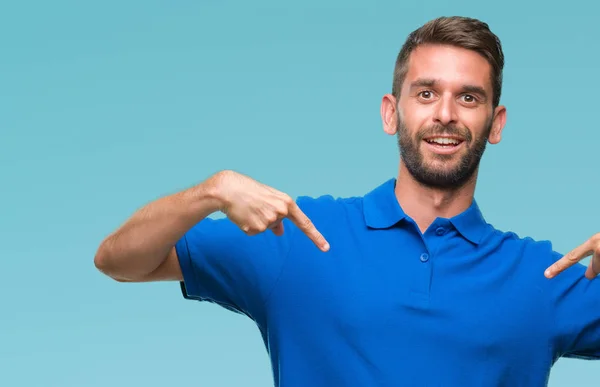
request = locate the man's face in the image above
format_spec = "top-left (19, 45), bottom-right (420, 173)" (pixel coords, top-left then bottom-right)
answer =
top-left (392, 44), bottom-right (504, 189)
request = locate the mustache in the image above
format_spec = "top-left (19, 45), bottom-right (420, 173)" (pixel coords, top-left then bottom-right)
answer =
top-left (417, 124), bottom-right (472, 142)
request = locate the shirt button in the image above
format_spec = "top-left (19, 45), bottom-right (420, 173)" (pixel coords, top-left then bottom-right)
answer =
top-left (435, 227), bottom-right (445, 236)
top-left (420, 253), bottom-right (429, 262)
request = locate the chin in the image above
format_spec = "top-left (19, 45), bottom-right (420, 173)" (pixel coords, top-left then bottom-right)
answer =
top-left (423, 155), bottom-right (463, 169)
top-left (408, 158), bottom-right (476, 189)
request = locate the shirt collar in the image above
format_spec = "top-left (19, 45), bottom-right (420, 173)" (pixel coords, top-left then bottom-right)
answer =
top-left (363, 178), bottom-right (407, 229)
top-left (362, 178), bottom-right (489, 244)
top-left (448, 198), bottom-right (489, 245)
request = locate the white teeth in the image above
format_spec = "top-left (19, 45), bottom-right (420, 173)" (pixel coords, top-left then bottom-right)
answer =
top-left (427, 137), bottom-right (460, 145)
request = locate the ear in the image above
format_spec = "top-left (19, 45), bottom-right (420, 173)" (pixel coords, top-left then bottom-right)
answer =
top-left (488, 105), bottom-right (507, 144)
top-left (381, 94), bottom-right (399, 136)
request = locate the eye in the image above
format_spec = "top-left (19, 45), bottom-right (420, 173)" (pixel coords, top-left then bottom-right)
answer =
top-left (417, 90), bottom-right (435, 100)
top-left (461, 94), bottom-right (477, 104)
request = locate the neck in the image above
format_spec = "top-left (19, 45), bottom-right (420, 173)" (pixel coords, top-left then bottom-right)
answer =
top-left (394, 161), bottom-right (477, 233)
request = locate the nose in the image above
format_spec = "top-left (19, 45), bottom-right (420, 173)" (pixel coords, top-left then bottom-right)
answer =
top-left (433, 95), bottom-right (458, 126)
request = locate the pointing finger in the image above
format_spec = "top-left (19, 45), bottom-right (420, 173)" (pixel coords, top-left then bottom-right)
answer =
top-left (287, 203), bottom-right (330, 252)
top-left (545, 240), bottom-right (594, 278)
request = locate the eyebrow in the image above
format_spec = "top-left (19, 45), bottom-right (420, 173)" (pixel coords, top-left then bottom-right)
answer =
top-left (409, 78), bottom-right (488, 100)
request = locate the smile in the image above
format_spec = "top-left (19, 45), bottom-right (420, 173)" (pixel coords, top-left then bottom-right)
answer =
top-left (422, 137), bottom-right (465, 155)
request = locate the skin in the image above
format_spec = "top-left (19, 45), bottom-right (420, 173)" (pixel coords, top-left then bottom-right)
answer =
top-left (381, 43), bottom-right (506, 233)
top-left (378, 43), bottom-right (598, 279)
top-left (94, 170), bottom-right (329, 282)
top-left (94, 43), bottom-right (598, 285)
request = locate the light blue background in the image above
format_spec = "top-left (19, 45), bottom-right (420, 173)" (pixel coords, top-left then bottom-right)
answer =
top-left (2, 1), bottom-right (599, 386)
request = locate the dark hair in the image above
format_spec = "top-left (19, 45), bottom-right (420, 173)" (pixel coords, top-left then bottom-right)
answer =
top-left (392, 16), bottom-right (505, 108)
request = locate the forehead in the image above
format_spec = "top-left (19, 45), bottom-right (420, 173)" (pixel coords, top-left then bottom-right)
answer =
top-left (403, 44), bottom-right (492, 92)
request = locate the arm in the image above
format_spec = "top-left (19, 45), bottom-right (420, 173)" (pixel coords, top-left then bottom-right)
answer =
top-left (544, 234), bottom-right (600, 358)
top-left (94, 170), bottom-right (329, 283)
top-left (94, 172), bottom-right (225, 282)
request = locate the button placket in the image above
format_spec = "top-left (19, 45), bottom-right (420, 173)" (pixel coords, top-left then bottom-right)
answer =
top-left (408, 249), bottom-right (432, 309)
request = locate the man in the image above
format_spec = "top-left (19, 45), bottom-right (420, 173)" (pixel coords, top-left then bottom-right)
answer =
top-left (94, 16), bottom-right (600, 386)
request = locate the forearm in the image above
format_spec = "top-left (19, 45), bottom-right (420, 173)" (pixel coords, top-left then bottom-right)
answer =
top-left (94, 173), bottom-right (224, 281)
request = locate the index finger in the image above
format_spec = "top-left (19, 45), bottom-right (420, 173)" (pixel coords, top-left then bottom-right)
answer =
top-left (544, 240), bottom-right (594, 278)
top-left (287, 203), bottom-right (330, 252)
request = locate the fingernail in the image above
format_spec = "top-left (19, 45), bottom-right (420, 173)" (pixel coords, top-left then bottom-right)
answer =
top-left (323, 242), bottom-right (330, 251)
top-left (544, 269), bottom-right (552, 278)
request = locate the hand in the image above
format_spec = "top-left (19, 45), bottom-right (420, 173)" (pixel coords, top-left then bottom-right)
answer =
top-left (211, 170), bottom-right (330, 252)
top-left (544, 234), bottom-right (600, 280)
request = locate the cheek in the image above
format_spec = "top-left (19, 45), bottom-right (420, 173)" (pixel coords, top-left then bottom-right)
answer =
top-left (469, 113), bottom-right (494, 138)
top-left (398, 104), bottom-right (430, 132)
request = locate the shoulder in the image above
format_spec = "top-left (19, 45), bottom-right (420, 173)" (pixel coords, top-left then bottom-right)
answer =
top-left (480, 228), bottom-right (590, 310)
top-left (485, 226), bottom-right (573, 275)
top-left (286, 193), bottom-right (366, 250)
top-left (487, 227), bottom-right (562, 260)
top-left (295, 193), bottom-right (365, 225)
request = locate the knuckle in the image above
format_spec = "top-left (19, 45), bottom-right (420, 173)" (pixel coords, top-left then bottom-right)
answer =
top-left (282, 194), bottom-right (294, 206)
top-left (592, 233), bottom-right (600, 245)
top-left (242, 221), bottom-right (268, 235)
top-left (266, 213), bottom-right (278, 224)
top-left (256, 223), bottom-right (268, 233)
top-left (272, 200), bottom-right (287, 215)
top-left (277, 203), bottom-right (289, 216)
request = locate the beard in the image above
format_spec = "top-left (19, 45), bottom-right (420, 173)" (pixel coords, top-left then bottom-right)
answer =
top-left (396, 116), bottom-right (492, 190)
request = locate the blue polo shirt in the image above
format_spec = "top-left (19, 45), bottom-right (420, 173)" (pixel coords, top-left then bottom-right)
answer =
top-left (176, 178), bottom-right (600, 386)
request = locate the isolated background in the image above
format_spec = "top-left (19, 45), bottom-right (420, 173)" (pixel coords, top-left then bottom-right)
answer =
top-left (2, 0), bottom-right (599, 386)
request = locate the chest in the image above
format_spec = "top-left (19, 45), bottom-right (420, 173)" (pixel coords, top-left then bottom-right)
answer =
top-left (268, 238), bottom-right (553, 363)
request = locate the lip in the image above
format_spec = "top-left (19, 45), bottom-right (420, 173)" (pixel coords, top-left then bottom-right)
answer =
top-left (422, 139), bottom-right (465, 155)
top-left (422, 135), bottom-right (464, 141)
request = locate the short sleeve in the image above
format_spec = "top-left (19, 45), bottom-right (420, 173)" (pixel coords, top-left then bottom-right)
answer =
top-left (175, 214), bottom-right (296, 322)
top-left (549, 249), bottom-right (600, 360)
